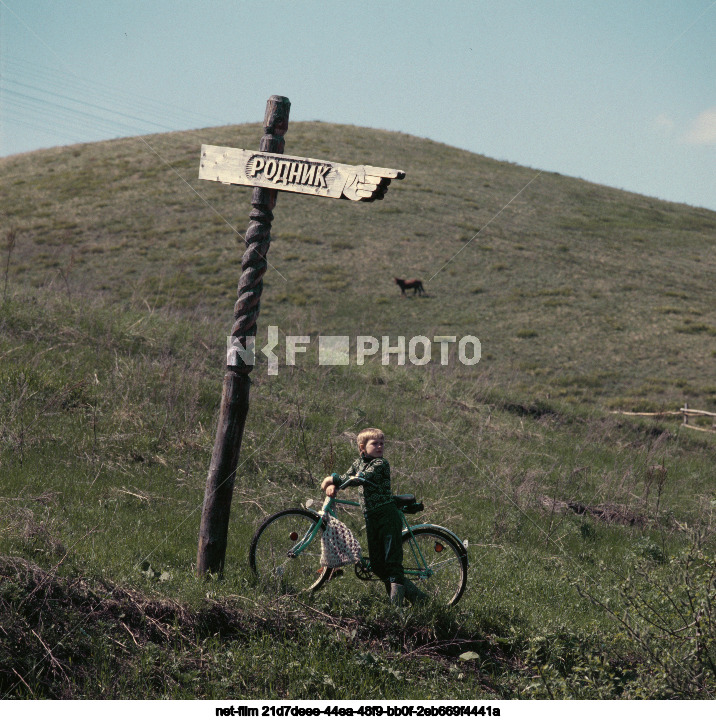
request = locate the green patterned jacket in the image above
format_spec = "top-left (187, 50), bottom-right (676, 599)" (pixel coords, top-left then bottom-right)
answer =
top-left (334, 454), bottom-right (393, 515)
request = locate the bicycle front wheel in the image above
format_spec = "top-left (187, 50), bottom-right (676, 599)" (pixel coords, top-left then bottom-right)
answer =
top-left (249, 508), bottom-right (331, 596)
top-left (402, 527), bottom-right (468, 606)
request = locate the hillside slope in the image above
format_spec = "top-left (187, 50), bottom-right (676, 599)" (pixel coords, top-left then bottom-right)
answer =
top-left (2, 122), bottom-right (714, 410)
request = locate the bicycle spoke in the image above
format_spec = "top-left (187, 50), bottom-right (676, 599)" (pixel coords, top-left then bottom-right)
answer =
top-left (250, 509), bottom-right (328, 596)
top-left (402, 529), bottom-right (467, 606)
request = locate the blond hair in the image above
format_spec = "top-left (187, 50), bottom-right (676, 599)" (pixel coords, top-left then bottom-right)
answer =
top-left (357, 427), bottom-right (384, 449)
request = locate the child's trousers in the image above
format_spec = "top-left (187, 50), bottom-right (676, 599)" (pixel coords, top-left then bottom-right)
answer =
top-left (365, 502), bottom-right (404, 588)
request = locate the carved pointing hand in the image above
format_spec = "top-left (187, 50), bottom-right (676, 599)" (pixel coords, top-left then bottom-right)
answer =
top-left (342, 165), bottom-right (404, 202)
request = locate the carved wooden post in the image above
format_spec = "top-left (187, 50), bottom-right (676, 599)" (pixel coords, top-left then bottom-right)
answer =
top-left (196, 96), bottom-right (290, 576)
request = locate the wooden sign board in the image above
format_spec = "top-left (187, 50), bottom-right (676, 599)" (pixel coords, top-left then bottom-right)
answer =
top-left (200, 145), bottom-right (405, 202)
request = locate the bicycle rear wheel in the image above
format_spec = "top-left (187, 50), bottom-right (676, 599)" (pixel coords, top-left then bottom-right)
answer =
top-left (249, 508), bottom-right (331, 596)
top-left (402, 527), bottom-right (468, 606)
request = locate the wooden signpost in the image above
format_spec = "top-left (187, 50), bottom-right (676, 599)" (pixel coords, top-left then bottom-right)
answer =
top-left (196, 95), bottom-right (405, 576)
top-left (200, 146), bottom-right (405, 202)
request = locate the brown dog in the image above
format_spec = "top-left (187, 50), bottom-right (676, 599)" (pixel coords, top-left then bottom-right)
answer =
top-left (394, 277), bottom-right (426, 296)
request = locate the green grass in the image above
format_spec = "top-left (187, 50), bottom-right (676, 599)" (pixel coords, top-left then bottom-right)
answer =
top-left (1, 123), bottom-right (716, 699)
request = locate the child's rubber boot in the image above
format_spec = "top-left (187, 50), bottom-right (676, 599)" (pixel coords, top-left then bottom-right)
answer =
top-left (404, 579), bottom-right (429, 605)
top-left (390, 583), bottom-right (404, 607)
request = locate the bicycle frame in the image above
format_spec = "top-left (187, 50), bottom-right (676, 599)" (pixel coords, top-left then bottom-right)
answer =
top-left (320, 494), bottom-right (437, 581)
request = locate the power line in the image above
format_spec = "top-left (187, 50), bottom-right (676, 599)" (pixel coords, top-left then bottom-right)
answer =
top-left (2, 55), bottom-right (224, 129)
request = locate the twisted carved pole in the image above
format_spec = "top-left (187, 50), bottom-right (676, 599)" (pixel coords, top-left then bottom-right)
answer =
top-left (197, 96), bottom-right (291, 576)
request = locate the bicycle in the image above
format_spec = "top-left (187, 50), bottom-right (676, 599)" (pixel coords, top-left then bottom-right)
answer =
top-left (249, 477), bottom-right (469, 606)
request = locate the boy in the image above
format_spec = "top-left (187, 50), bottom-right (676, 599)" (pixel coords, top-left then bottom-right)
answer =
top-left (321, 428), bottom-right (425, 606)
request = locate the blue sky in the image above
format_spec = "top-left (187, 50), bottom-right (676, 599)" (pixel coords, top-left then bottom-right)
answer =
top-left (1, 0), bottom-right (714, 211)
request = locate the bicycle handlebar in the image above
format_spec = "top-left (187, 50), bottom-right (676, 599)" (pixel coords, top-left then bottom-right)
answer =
top-left (319, 475), bottom-right (377, 511)
top-left (338, 475), bottom-right (378, 491)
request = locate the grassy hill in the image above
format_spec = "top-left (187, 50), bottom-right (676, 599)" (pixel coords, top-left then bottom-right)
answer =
top-left (1, 124), bottom-right (715, 699)
top-left (3, 123), bottom-right (715, 409)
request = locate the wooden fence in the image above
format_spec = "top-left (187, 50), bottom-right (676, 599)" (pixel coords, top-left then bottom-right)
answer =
top-left (681, 404), bottom-right (716, 433)
top-left (611, 405), bottom-right (716, 433)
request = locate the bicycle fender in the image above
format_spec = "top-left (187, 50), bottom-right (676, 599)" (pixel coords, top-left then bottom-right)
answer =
top-left (405, 524), bottom-right (468, 564)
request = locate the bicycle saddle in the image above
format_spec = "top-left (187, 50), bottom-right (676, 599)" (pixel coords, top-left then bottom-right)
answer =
top-left (394, 494), bottom-right (416, 504)
top-left (393, 494), bottom-right (424, 513)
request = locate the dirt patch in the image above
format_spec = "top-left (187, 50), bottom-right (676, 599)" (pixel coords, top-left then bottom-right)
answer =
top-left (539, 496), bottom-right (648, 527)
